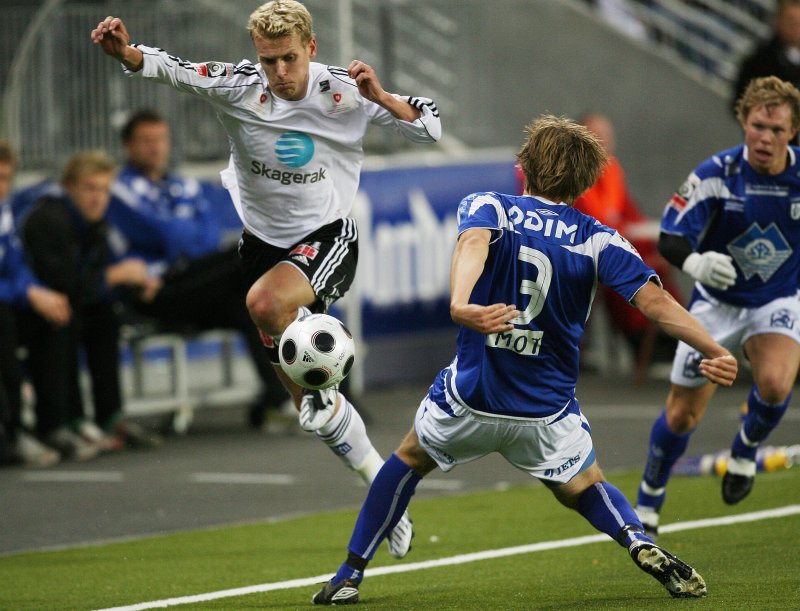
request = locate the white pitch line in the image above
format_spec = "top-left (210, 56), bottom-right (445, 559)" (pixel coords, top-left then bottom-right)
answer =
top-left (22, 471), bottom-right (124, 483)
top-left (189, 473), bottom-right (296, 485)
top-left (95, 503), bottom-right (800, 611)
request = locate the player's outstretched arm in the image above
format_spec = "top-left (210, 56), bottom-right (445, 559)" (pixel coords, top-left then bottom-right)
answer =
top-left (449, 229), bottom-right (518, 334)
top-left (632, 281), bottom-right (737, 386)
top-left (90, 16), bottom-right (143, 72)
top-left (348, 59), bottom-right (420, 122)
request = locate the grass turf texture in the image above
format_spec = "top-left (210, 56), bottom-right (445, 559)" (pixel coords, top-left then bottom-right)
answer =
top-left (1, 469), bottom-right (798, 610)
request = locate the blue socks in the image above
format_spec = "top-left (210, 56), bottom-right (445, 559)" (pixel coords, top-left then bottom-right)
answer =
top-left (333, 453), bottom-right (421, 585)
top-left (637, 410), bottom-right (692, 510)
top-left (731, 387), bottom-right (790, 461)
top-left (578, 481), bottom-right (652, 547)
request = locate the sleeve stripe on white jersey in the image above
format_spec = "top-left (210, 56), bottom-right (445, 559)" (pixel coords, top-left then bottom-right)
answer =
top-left (407, 96), bottom-right (439, 117)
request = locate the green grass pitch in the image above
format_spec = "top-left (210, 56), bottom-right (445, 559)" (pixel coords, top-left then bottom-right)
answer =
top-left (1, 469), bottom-right (798, 610)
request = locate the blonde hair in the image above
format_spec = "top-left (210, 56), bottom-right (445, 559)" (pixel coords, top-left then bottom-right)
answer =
top-left (735, 76), bottom-right (800, 129)
top-left (516, 115), bottom-right (607, 204)
top-left (247, 0), bottom-right (314, 43)
top-left (60, 150), bottom-right (117, 186)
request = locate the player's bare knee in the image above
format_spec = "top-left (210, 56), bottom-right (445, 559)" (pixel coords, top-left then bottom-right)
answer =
top-left (664, 408), bottom-right (696, 433)
top-left (246, 287), bottom-right (288, 335)
top-left (396, 430), bottom-right (436, 475)
top-left (754, 377), bottom-right (792, 405)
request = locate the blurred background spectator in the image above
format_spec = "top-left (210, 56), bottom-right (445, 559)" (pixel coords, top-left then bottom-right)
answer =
top-left (0, 140), bottom-right (65, 468)
top-left (17, 150), bottom-right (162, 460)
top-left (108, 109), bottom-right (292, 430)
top-left (733, 0), bottom-right (800, 114)
top-left (573, 112), bottom-right (682, 371)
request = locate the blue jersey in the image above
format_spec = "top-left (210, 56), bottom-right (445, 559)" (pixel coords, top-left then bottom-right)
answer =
top-left (429, 192), bottom-right (658, 419)
top-left (0, 204), bottom-right (38, 306)
top-left (661, 144), bottom-right (800, 307)
top-left (109, 165), bottom-right (222, 275)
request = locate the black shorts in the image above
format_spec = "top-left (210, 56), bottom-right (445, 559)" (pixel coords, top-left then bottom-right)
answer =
top-left (238, 218), bottom-right (358, 312)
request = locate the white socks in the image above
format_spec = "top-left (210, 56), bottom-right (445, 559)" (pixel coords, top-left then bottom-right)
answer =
top-left (315, 393), bottom-right (384, 484)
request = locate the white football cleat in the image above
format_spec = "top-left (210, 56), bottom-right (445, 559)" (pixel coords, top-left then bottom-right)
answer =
top-left (386, 510), bottom-right (414, 558)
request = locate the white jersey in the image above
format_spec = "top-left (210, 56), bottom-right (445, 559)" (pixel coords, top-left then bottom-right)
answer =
top-left (129, 44), bottom-right (442, 247)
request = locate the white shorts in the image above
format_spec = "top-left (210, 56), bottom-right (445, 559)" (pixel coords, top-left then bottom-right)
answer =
top-left (413, 396), bottom-right (596, 485)
top-left (671, 290), bottom-right (800, 387)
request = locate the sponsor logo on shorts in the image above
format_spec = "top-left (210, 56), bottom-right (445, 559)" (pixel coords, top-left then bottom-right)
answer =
top-left (421, 435), bottom-right (455, 464)
top-left (682, 350), bottom-right (703, 378)
top-left (290, 242), bottom-right (320, 266)
top-left (771, 308), bottom-right (795, 330)
top-left (544, 453), bottom-right (582, 478)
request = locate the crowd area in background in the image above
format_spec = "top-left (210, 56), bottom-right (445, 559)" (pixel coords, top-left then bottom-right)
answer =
top-left (0, 110), bottom-right (294, 469)
top-left (2, 1), bottom-right (798, 472)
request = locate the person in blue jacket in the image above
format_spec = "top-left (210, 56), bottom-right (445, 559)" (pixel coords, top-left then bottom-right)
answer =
top-left (0, 140), bottom-right (70, 467)
top-left (108, 109), bottom-right (290, 429)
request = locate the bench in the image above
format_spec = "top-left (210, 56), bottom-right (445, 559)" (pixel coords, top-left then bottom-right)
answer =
top-left (119, 325), bottom-right (261, 434)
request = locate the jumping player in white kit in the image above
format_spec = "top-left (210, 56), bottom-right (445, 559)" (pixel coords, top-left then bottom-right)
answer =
top-left (90, 0), bottom-right (442, 558)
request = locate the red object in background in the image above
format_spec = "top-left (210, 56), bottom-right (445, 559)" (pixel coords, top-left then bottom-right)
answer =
top-left (515, 161), bottom-right (683, 337)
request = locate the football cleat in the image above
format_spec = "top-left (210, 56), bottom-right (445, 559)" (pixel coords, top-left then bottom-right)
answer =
top-left (312, 578), bottom-right (359, 605)
top-left (629, 541), bottom-right (707, 598)
top-left (386, 510), bottom-right (414, 559)
top-left (299, 387), bottom-right (338, 432)
top-left (722, 456), bottom-right (756, 505)
top-left (635, 505), bottom-right (660, 540)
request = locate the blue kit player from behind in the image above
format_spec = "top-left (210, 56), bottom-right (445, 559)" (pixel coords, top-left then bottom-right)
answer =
top-left (636, 76), bottom-right (800, 538)
top-left (311, 115), bottom-right (738, 605)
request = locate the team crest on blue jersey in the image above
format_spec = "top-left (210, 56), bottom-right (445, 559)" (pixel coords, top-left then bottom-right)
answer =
top-left (726, 222), bottom-right (792, 282)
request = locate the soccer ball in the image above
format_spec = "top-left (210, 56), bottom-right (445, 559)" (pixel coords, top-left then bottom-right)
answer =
top-left (279, 313), bottom-right (355, 390)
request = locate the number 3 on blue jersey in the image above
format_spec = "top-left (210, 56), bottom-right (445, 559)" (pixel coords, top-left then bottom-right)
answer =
top-left (487, 245), bottom-right (550, 356)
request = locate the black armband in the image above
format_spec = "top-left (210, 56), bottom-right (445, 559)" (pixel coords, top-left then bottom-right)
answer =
top-left (657, 233), bottom-right (694, 269)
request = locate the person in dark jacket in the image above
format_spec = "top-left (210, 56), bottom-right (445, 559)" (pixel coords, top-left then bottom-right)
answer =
top-left (18, 150), bottom-right (160, 459)
top-left (732, 1), bottom-right (800, 115)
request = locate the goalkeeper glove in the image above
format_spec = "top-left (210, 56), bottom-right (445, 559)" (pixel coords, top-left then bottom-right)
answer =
top-left (682, 251), bottom-right (737, 290)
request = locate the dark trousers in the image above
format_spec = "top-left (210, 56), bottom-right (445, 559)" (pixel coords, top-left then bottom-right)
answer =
top-left (0, 303), bottom-right (23, 443)
top-left (18, 301), bottom-right (122, 435)
top-left (129, 247), bottom-right (287, 406)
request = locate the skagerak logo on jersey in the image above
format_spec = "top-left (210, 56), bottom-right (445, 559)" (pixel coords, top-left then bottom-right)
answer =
top-left (250, 161), bottom-right (327, 185)
top-left (251, 132), bottom-right (326, 185)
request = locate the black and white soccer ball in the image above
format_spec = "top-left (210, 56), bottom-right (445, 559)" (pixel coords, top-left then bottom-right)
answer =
top-left (279, 313), bottom-right (355, 390)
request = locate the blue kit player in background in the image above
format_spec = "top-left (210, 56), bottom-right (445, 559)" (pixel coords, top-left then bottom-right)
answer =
top-left (635, 76), bottom-right (800, 538)
top-left (311, 115), bottom-right (738, 605)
